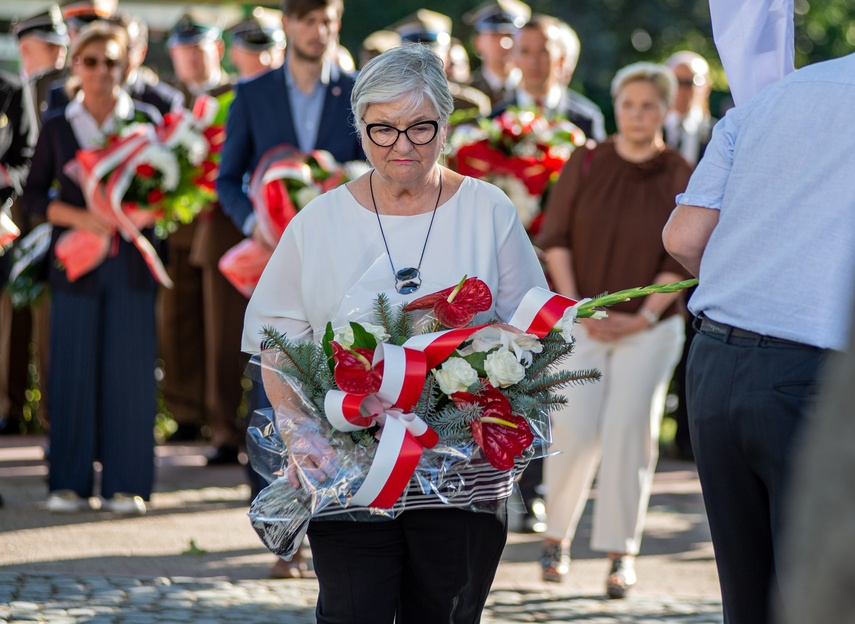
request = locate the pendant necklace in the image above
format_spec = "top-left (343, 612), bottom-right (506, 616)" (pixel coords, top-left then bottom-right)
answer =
top-left (369, 169), bottom-right (442, 295)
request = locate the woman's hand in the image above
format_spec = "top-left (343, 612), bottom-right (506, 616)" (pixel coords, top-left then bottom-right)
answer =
top-left (581, 311), bottom-right (649, 342)
top-left (286, 428), bottom-right (339, 489)
top-left (47, 200), bottom-right (114, 236)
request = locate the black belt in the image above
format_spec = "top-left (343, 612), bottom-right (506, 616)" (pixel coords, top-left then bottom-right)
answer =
top-left (694, 315), bottom-right (817, 349)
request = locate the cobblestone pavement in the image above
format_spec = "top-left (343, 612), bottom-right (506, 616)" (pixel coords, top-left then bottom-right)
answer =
top-left (0, 572), bottom-right (722, 624)
top-left (0, 437), bottom-right (722, 623)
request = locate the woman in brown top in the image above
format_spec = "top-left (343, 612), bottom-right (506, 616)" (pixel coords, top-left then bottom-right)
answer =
top-left (536, 62), bottom-right (692, 597)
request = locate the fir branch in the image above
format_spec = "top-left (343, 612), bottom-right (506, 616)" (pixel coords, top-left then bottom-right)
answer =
top-left (260, 326), bottom-right (327, 396)
top-left (393, 306), bottom-right (413, 344)
top-left (516, 368), bottom-right (601, 395)
top-left (373, 293), bottom-right (395, 340)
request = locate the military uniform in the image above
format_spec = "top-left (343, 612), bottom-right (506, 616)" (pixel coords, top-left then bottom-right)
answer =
top-left (390, 10), bottom-right (492, 118)
top-left (162, 16), bottom-right (245, 458)
top-left (0, 5), bottom-right (70, 431)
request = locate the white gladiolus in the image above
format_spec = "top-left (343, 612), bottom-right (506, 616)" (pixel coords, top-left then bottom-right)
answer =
top-left (484, 349), bottom-right (526, 388)
top-left (332, 322), bottom-right (390, 349)
top-left (554, 302), bottom-right (608, 343)
top-left (459, 326), bottom-right (542, 366)
top-left (433, 357), bottom-right (479, 395)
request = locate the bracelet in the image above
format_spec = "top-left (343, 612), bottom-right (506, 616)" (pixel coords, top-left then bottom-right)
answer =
top-left (639, 308), bottom-right (660, 325)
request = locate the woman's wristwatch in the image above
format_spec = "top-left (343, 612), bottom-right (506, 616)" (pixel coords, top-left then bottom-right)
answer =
top-left (639, 308), bottom-right (660, 326)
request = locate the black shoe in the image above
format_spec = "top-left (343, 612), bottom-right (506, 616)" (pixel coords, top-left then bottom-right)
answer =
top-left (205, 445), bottom-right (240, 466)
top-left (168, 423), bottom-right (201, 442)
top-left (0, 417), bottom-right (20, 435)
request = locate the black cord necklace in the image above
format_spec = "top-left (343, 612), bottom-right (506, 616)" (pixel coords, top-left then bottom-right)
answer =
top-left (369, 169), bottom-right (443, 295)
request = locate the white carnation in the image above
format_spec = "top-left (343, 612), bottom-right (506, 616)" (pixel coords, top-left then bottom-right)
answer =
top-left (433, 357), bottom-right (479, 395)
top-left (295, 185), bottom-right (322, 209)
top-left (484, 349), bottom-right (526, 388)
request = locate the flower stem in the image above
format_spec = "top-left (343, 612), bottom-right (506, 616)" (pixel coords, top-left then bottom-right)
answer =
top-left (575, 279), bottom-right (698, 319)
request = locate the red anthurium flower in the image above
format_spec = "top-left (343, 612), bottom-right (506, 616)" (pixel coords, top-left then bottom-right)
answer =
top-left (330, 341), bottom-right (383, 394)
top-left (136, 163), bottom-right (156, 179)
top-left (452, 383), bottom-right (534, 470)
top-left (403, 276), bottom-right (492, 328)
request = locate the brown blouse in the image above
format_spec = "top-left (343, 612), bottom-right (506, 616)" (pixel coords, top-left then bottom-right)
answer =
top-left (537, 139), bottom-right (692, 316)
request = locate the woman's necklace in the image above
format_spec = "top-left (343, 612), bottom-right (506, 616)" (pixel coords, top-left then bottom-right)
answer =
top-left (369, 169), bottom-right (443, 295)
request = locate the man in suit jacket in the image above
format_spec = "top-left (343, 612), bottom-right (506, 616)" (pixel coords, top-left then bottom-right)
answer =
top-left (495, 15), bottom-right (605, 142)
top-left (218, 0), bottom-right (362, 239)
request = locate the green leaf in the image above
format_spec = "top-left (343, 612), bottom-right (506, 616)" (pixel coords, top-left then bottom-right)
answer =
top-left (349, 322), bottom-right (377, 351)
top-left (461, 350), bottom-right (489, 377)
top-left (322, 322), bottom-right (335, 376)
top-left (182, 539), bottom-right (207, 556)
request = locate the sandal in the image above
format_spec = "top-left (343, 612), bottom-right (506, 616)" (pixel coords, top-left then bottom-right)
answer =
top-left (606, 556), bottom-right (637, 599)
top-left (540, 541), bottom-right (569, 583)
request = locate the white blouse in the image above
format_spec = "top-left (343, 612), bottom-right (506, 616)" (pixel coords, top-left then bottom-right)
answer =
top-left (243, 175), bottom-right (547, 352)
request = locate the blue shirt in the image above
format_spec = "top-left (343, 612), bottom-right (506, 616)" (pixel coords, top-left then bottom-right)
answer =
top-left (677, 52), bottom-right (855, 350)
top-left (284, 57), bottom-right (329, 153)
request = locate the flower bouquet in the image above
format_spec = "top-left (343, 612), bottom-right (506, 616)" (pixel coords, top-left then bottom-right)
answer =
top-left (448, 107), bottom-right (586, 235)
top-left (219, 146), bottom-right (370, 298)
top-left (55, 95), bottom-right (226, 286)
top-left (247, 276), bottom-right (697, 558)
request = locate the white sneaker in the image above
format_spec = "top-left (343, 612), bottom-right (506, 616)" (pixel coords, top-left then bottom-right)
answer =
top-left (47, 490), bottom-right (88, 513)
top-left (102, 493), bottom-right (147, 515)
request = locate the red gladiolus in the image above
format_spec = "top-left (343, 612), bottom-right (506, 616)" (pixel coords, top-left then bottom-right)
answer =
top-left (452, 383), bottom-right (534, 470)
top-left (330, 341), bottom-right (383, 394)
top-left (403, 276), bottom-right (492, 328)
top-left (136, 163), bottom-right (156, 179)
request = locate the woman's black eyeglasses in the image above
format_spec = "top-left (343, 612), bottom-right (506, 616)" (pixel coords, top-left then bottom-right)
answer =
top-left (364, 120), bottom-right (439, 147)
top-left (77, 56), bottom-right (120, 70)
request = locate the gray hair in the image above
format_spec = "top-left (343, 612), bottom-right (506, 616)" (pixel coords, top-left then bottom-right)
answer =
top-left (351, 44), bottom-right (454, 132)
top-left (610, 61), bottom-right (676, 107)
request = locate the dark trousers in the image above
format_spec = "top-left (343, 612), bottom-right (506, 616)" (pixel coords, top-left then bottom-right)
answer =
top-left (49, 245), bottom-right (157, 499)
top-left (307, 507), bottom-right (507, 624)
top-left (687, 328), bottom-right (827, 624)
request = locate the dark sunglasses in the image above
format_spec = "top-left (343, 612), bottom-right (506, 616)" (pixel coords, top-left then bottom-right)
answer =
top-left (77, 56), bottom-right (121, 70)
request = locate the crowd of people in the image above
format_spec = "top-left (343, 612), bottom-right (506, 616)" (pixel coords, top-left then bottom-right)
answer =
top-left (4, 0), bottom-right (835, 623)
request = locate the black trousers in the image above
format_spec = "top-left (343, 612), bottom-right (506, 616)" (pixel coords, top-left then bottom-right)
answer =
top-left (687, 328), bottom-right (827, 624)
top-left (307, 507), bottom-right (507, 624)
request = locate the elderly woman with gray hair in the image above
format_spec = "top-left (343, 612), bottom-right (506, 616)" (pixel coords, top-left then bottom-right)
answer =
top-left (243, 44), bottom-right (546, 623)
top-left (536, 62), bottom-right (693, 596)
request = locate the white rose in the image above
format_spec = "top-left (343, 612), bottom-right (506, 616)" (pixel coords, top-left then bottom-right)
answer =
top-left (434, 357), bottom-right (479, 395)
top-left (484, 349), bottom-right (526, 388)
top-left (359, 322), bottom-right (391, 345)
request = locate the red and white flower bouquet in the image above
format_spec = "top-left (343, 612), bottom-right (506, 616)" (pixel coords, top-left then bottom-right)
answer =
top-left (448, 108), bottom-right (586, 236)
top-left (218, 146), bottom-right (369, 297)
top-left (56, 95), bottom-right (224, 285)
top-left (246, 276), bottom-right (696, 558)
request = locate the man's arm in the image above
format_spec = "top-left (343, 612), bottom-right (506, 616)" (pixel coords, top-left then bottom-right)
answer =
top-left (216, 84), bottom-right (255, 233)
top-left (662, 204), bottom-right (720, 278)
